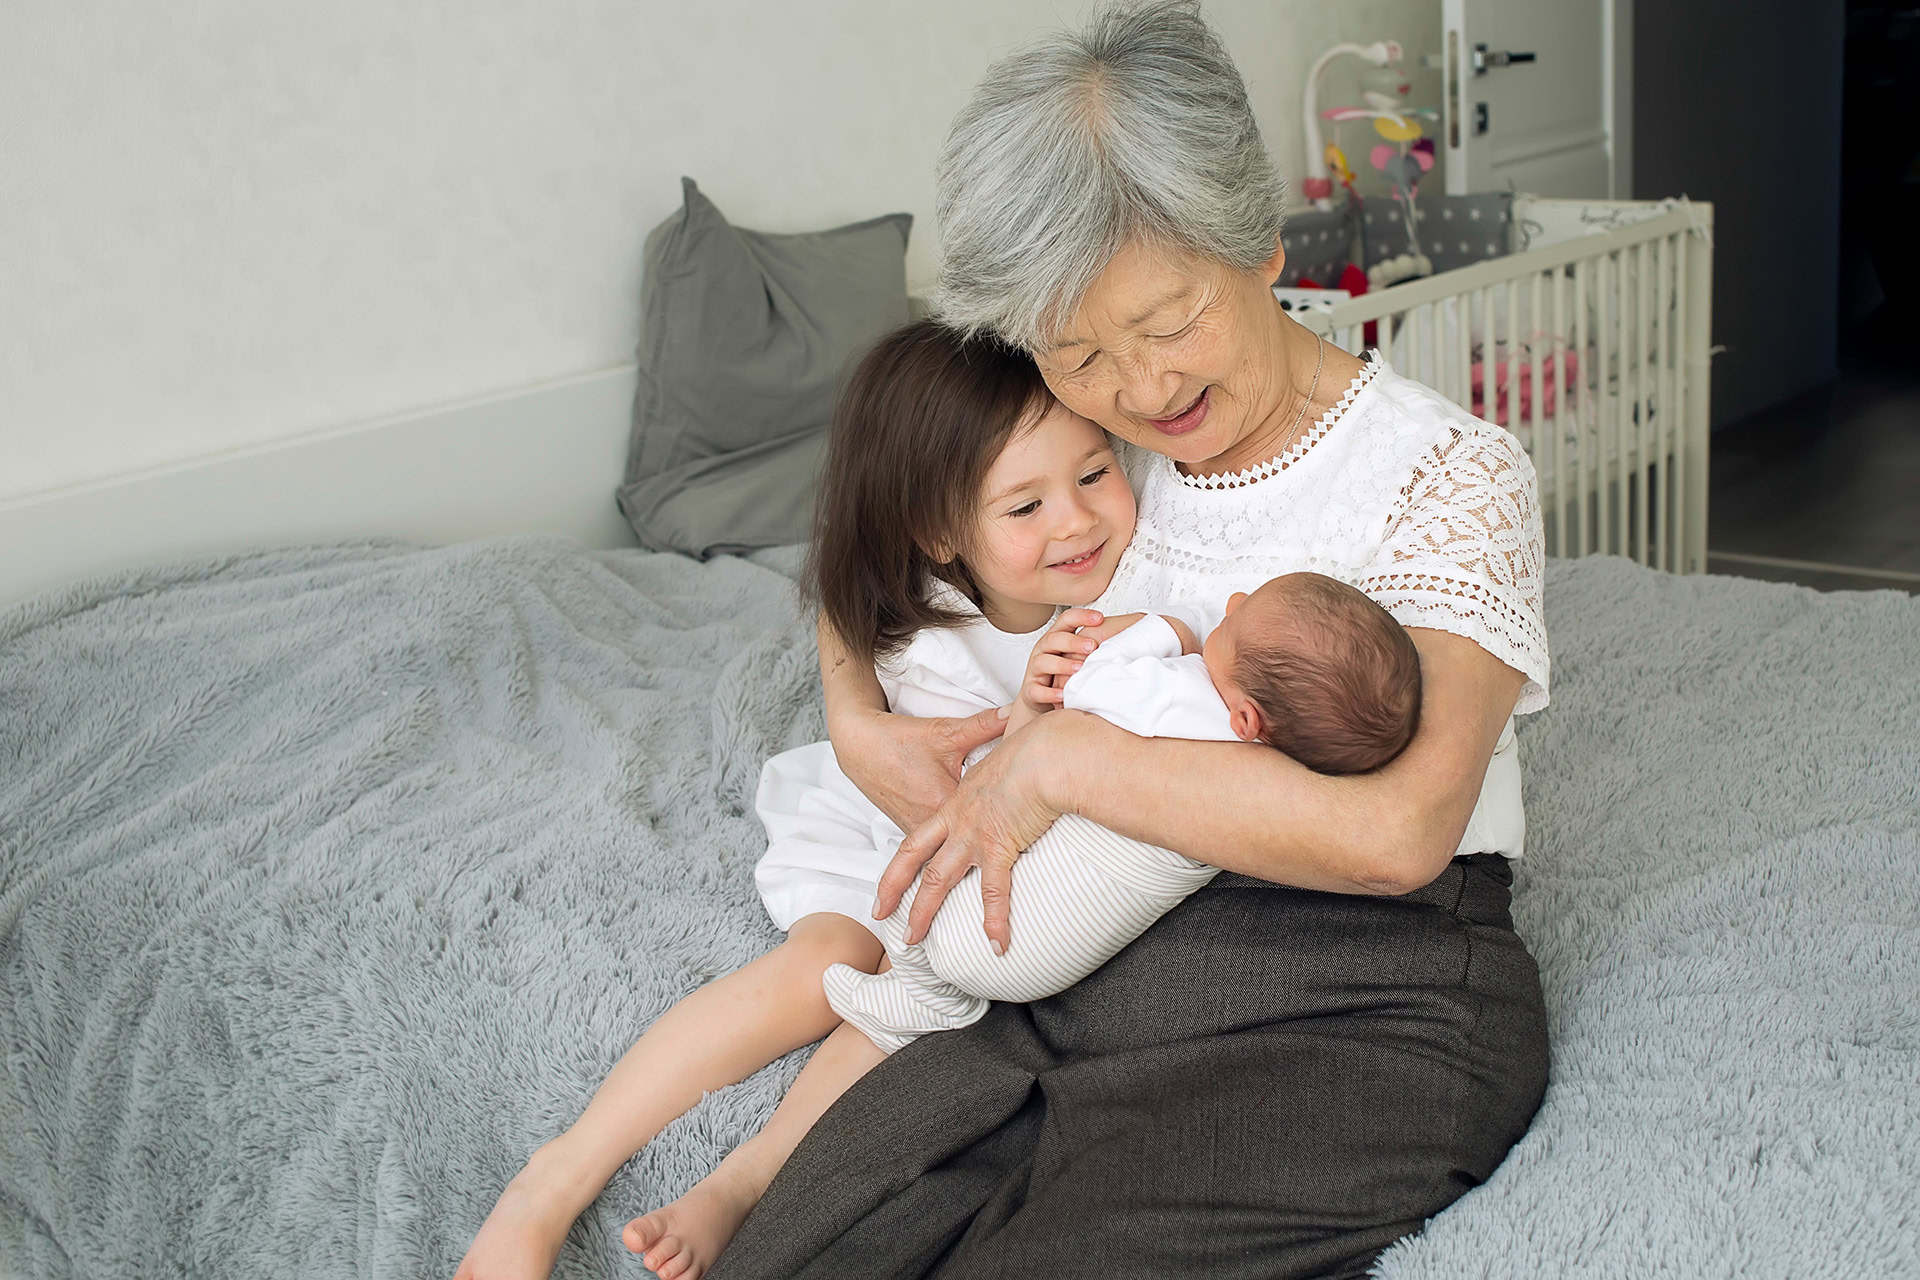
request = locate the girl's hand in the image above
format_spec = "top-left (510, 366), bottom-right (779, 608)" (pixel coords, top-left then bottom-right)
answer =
top-left (874, 711), bottom-right (1083, 952)
top-left (1014, 608), bottom-right (1105, 723)
top-left (1074, 611), bottom-right (1148, 646)
top-left (835, 704), bottom-right (1008, 835)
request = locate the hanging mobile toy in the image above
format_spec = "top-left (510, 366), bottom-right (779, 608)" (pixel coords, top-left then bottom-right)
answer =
top-left (1305, 45), bottom-right (1439, 288)
top-left (1302, 41), bottom-right (1401, 210)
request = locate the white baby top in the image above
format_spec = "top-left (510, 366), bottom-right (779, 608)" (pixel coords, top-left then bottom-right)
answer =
top-left (1060, 614), bottom-right (1238, 743)
top-left (1091, 351), bottom-right (1549, 858)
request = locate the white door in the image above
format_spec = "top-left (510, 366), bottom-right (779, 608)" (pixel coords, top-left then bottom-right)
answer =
top-left (1441, 0), bottom-right (1631, 198)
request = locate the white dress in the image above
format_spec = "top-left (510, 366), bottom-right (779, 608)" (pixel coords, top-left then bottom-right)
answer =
top-left (1093, 350), bottom-right (1550, 858)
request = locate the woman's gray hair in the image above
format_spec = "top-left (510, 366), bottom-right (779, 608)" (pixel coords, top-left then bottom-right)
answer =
top-left (934, 0), bottom-right (1288, 351)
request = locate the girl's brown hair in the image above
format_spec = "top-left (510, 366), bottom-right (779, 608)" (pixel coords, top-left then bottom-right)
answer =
top-left (807, 317), bottom-right (1050, 666)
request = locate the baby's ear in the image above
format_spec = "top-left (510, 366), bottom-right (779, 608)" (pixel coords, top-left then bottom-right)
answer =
top-left (1225, 591), bottom-right (1249, 616)
top-left (1230, 700), bottom-right (1264, 743)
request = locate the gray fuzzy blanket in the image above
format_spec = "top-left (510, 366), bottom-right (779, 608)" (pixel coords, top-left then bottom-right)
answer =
top-left (1, 540), bottom-right (1915, 1278)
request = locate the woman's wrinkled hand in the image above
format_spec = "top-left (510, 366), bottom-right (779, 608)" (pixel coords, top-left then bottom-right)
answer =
top-left (873, 712), bottom-right (1078, 953)
top-left (836, 703), bottom-right (1008, 835)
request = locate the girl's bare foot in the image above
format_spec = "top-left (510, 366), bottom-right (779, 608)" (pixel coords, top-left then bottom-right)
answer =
top-left (453, 1152), bottom-right (582, 1280)
top-left (622, 1161), bottom-right (764, 1280)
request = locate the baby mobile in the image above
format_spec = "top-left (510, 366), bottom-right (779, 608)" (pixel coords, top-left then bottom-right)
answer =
top-left (1299, 40), bottom-right (1438, 289)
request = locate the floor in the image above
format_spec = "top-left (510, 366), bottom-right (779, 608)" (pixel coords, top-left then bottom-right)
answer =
top-left (1706, 349), bottom-right (1920, 595)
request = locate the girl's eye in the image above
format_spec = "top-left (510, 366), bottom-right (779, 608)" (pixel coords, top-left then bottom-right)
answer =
top-left (1079, 466), bottom-right (1111, 486)
top-left (1007, 500), bottom-right (1041, 518)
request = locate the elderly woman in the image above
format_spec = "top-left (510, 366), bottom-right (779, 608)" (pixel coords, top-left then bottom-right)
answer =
top-left (714, 5), bottom-right (1549, 1278)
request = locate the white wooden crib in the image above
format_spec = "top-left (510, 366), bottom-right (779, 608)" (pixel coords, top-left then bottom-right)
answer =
top-left (1298, 198), bottom-right (1716, 575)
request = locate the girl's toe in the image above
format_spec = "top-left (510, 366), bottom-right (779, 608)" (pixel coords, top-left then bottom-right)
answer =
top-left (644, 1234), bottom-right (681, 1272)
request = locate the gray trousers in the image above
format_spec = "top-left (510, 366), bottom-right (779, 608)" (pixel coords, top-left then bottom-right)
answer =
top-left (711, 855), bottom-right (1549, 1280)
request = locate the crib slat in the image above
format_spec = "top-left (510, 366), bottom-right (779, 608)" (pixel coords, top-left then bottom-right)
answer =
top-left (1599, 250), bottom-right (1613, 557)
top-left (1674, 231), bottom-right (1689, 571)
top-left (1652, 236), bottom-right (1669, 571)
top-left (1573, 258), bottom-right (1589, 557)
top-left (1664, 232), bottom-right (1682, 571)
top-left (1504, 279), bottom-right (1520, 431)
top-left (1616, 249), bottom-right (1631, 558)
top-left (1482, 286), bottom-right (1497, 427)
top-left (1615, 249), bottom-right (1628, 559)
top-left (1459, 290), bottom-right (1476, 415)
top-left (1427, 300), bottom-right (1442, 396)
top-left (1551, 268), bottom-right (1567, 557)
top-left (1635, 241), bottom-right (1651, 566)
top-left (1530, 270), bottom-right (1546, 526)
top-left (1595, 255), bottom-right (1613, 555)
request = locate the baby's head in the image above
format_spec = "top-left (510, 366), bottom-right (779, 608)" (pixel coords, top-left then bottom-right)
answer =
top-left (1202, 574), bottom-right (1421, 775)
top-left (809, 318), bottom-right (1134, 663)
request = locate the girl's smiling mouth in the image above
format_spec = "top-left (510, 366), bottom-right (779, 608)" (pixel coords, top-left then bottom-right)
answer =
top-left (1049, 543), bottom-right (1106, 574)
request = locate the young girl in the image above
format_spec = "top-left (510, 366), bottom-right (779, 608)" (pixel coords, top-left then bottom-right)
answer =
top-left (454, 318), bottom-right (1140, 1280)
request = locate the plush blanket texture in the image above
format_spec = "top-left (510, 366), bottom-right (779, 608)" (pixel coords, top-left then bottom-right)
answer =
top-left (0, 539), bottom-right (1914, 1278)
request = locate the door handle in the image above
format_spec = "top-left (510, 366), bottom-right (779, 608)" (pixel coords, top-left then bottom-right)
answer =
top-left (1471, 43), bottom-right (1537, 75)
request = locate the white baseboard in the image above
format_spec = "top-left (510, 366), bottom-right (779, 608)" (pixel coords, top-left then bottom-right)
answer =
top-left (1, 365), bottom-right (642, 609)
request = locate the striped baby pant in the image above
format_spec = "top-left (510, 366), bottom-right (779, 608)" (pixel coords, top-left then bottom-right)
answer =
top-left (823, 814), bottom-right (1220, 1053)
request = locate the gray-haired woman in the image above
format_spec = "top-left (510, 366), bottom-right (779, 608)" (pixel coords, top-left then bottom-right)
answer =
top-left (717, 4), bottom-right (1551, 1277)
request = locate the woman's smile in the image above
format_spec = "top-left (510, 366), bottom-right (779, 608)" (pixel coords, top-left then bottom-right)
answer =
top-left (1145, 387), bottom-right (1211, 437)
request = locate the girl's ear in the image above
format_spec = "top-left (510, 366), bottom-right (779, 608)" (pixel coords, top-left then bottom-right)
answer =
top-left (916, 533), bottom-right (956, 566)
top-left (1230, 699), bottom-right (1263, 743)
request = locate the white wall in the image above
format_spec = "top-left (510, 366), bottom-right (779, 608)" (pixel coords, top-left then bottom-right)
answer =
top-left (0, 0), bottom-right (1439, 505)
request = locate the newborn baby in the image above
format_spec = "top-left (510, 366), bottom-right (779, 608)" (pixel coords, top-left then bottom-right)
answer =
top-left (1095, 570), bottom-right (1422, 774)
top-left (825, 572), bottom-right (1423, 1053)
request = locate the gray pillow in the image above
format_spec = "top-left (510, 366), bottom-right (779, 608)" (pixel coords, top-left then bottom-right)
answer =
top-left (617, 178), bottom-right (911, 558)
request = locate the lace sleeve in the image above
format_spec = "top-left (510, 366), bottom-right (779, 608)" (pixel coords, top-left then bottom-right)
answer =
top-left (1359, 424), bottom-right (1549, 714)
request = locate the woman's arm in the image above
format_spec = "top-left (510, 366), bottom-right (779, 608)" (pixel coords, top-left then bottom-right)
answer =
top-left (877, 626), bottom-right (1525, 949)
top-left (817, 614), bottom-right (1007, 834)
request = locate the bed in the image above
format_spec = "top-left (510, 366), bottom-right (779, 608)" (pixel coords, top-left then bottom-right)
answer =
top-left (3, 532), bottom-right (1915, 1279)
top-left (3, 184), bottom-right (1915, 1276)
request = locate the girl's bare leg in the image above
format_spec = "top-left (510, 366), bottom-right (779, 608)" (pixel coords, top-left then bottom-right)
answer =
top-left (624, 1020), bottom-right (888, 1280)
top-left (453, 913), bottom-right (882, 1280)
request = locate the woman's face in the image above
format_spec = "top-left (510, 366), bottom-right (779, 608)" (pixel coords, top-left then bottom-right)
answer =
top-left (1032, 237), bottom-right (1292, 473)
top-left (958, 400), bottom-right (1135, 633)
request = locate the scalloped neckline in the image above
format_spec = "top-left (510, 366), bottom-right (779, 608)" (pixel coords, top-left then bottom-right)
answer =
top-left (1166, 349), bottom-right (1385, 491)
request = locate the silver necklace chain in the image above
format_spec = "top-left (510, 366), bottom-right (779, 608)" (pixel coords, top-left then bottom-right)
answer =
top-left (1176, 334), bottom-right (1326, 490)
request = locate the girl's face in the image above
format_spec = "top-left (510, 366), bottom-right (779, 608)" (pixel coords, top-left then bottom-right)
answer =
top-left (959, 400), bottom-right (1135, 633)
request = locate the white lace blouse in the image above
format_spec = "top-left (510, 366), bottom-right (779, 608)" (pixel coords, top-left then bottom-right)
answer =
top-left (1091, 351), bottom-right (1549, 858)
